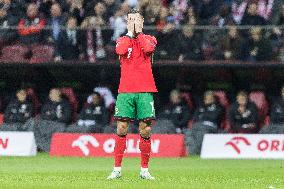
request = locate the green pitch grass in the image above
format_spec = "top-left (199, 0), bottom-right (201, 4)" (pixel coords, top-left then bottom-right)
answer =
top-left (0, 153), bottom-right (283, 189)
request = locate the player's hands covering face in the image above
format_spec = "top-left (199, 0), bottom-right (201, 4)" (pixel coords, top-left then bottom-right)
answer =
top-left (127, 14), bottom-right (135, 34)
top-left (134, 14), bottom-right (143, 33)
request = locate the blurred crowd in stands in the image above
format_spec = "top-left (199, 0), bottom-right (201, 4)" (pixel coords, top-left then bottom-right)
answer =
top-left (1, 0), bottom-right (284, 62)
top-left (1, 85), bottom-right (284, 153)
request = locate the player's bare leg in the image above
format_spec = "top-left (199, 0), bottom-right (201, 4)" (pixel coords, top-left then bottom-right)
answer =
top-left (139, 121), bottom-right (155, 180)
top-left (107, 121), bottom-right (129, 180)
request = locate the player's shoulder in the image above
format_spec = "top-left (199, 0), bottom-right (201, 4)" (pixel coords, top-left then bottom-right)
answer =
top-left (116, 36), bottom-right (131, 43)
top-left (141, 34), bottom-right (157, 44)
top-left (140, 33), bottom-right (156, 39)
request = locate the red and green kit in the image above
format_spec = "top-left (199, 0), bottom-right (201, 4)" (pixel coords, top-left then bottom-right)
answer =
top-left (114, 33), bottom-right (158, 121)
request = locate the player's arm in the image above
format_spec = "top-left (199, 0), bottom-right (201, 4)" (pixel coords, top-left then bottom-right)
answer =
top-left (115, 36), bottom-right (132, 55)
top-left (116, 13), bottom-right (135, 56)
top-left (137, 34), bottom-right (157, 54)
top-left (135, 15), bottom-right (157, 54)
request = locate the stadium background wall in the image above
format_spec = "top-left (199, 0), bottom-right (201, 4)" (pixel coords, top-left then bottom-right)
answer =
top-left (0, 60), bottom-right (284, 112)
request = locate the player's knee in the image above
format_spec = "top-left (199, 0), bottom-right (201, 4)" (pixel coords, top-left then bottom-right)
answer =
top-left (117, 121), bottom-right (128, 136)
top-left (139, 124), bottom-right (151, 138)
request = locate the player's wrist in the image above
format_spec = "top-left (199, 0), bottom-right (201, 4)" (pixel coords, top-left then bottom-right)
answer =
top-left (126, 31), bottom-right (134, 38)
top-left (136, 32), bottom-right (143, 36)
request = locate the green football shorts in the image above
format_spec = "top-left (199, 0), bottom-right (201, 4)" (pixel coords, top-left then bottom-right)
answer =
top-left (114, 93), bottom-right (155, 122)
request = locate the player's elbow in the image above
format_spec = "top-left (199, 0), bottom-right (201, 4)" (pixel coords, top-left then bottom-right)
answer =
top-left (143, 46), bottom-right (155, 53)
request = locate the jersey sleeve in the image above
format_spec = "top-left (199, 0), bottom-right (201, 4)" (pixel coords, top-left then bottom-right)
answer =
top-left (137, 33), bottom-right (157, 54)
top-left (115, 36), bottom-right (132, 55)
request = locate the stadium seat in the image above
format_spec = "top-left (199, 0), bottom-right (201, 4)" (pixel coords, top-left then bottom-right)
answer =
top-left (0, 45), bottom-right (29, 63)
top-left (60, 87), bottom-right (78, 122)
top-left (214, 91), bottom-right (231, 131)
top-left (0, 113), bottom-right (3, 125)
top-left (249, 91), bottom-right (269, 127)
top-left (180, 92), bottom-right (194, 111)
top-left (213, 91), bottom-right (229, 109)
top-left (264, 115), bottom-right (270, 126)
top-left (26, 88), bottom-right (41, 115)
top-left (180, 93), bottom-right (194, 128)
top-left (30, 45), bottom-right (54, 63)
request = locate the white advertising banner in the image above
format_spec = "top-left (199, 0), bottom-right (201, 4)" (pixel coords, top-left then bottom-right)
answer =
top-left (201, 134), bottom-right (284, 159)
top-left (0, 132), bottom-right (37, 156)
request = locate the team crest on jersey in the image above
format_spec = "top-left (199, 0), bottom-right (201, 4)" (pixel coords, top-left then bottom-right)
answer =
top-left (115, 107), bottom-right (119, 115)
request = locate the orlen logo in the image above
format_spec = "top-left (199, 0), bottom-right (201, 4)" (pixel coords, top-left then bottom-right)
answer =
top-left (225, 137), bottom-right (251, 154)
top-left (0, 138), bottom-right (9, 149)
top-left (72, 135), bottom-right (99, 156)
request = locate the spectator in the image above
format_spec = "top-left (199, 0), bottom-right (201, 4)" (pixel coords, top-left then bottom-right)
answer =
top-left (46, 3), bottom-right (68, 43)
top-left (68, 92), bottom-right (109, 133)
top-left (241, 3), bottom-right (267, 25)
top-left (156, 6), bottom-right (171, 32)
top-left (268, 86), bottom-right (284, 124)
top-left (37, 0), bottom-right (54, 18)
top-left (201, 28), bottom-right (220, 60)
top-left (182, 6), bottom-right (198, 25)
top-left (103, 0), bottom-right (119, 23)
top-left (186, 91), bottom-right (224, 155)
top-left (268, 27), bottom-right (283, 60)
top-left (81, 16), bottom-right (107, 62)
top-left (93, 2), bottom-right (107, 24)
top-left (41, 88), bottom-right (72, 124)
top-left (3, 0), bottom-right (25, 17)
top-left (171, 0), bottom-right (188, 25)
top-left (110, 3), bottom-right (128, 42)
top-left (80, 17), bottom-right (96, 61)
top-left (178, 25), bottom-right (202, 61)
top-left (245, 27), bottom-right (272, 61)
top-left (3, 89), bottom-right (33, 124)
top-left (0, 89), bottom-right (34, 132)
top-left (156, 18), bottom-right (180, 60)
top-left (229, 91), bottom-right (259, 133)
top-left (158, 90), bottom-right (191, 133)
top-left (276, 4), bottom-right (284, 25)
top-left (84, 2), bottom-right (107, 60)
top-left (211, 4), bottom-right (234, 27)
top-left (55, 17), bottom-right (82, 62)
top-left (231, 0), bottom-right (248, 24)
top-left (92, 86), bottom-right (116, 109)
top-left (0, 0), bottom-right (18, 47)
top-left (260, 85), bottom-right (284, 134)
top-left (18, 3), bottom-right (46, 45)
top-left (197, 0), bottom-right (222, 25)
top-left (139, 0), bottom-right (162, 25)
top-left (68, 0), bottom-right (84, 25)
top-left (218, 26), bottom-right (245, 60)
top-left (25, 88), bottom-right (71, 152)
top-left (256, 0), bottom-right (276, 22)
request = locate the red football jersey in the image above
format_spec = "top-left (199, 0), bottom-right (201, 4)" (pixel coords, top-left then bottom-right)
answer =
top-left (116, 33), bottom-right (158, 93)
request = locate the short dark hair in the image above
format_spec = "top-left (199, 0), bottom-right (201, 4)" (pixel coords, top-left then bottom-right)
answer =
top-left (128, 8), bottom-right (142, 16)
top-left (67, 16), bottom-right (77, 22)
top-left (92, 92), bottom-right (101, 97)
top-left (237, 91), bottom-right (248, 98)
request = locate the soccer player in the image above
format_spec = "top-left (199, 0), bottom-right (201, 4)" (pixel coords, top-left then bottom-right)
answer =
top-left (107, 9), bottom-right (158, 180)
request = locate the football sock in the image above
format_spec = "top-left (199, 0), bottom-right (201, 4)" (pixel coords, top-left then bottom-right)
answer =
top-left (114, 134), bottom-right (127, 168)
top-left (139, 135), bottom-right (151, 169)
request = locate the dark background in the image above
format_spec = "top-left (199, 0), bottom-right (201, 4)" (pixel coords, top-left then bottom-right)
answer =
top-left (1, 61), bottom-right (284, 113)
